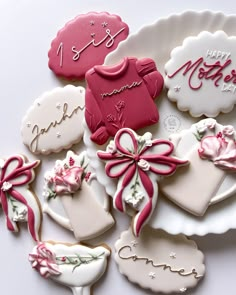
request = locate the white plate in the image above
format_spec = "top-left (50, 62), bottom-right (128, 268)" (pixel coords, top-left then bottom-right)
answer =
top-left (84, 10), bottom-right (236, 236)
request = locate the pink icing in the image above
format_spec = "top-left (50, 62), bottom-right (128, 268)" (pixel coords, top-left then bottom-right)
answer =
top-left (168, 57), bottom-right (235, 90)
top-left (85, 57), bottom-right (164, 145)
top-left (48, 165), bottom-right (84, 194)
top-left (48, 12), bottom-right (129, 80)
top-left (29, 243), bottom-right (61, 278)
top-left (98, 128), bottom-right (188, 236)
top-left (198, 134), bottom-right (236, 170)
top-left (0, 155), bottom-right (39, 241)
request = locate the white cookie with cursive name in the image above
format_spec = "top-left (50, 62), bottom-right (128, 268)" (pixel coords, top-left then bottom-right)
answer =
top-left (21, 85), bottom-right (85, 154)
top-left (115, 227), bottom-right (205, 294)
top-left (165, 31), bottom-right (236, 117)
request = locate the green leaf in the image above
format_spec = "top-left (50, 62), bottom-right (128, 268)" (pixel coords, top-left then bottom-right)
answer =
top-left (80, 156), bottom-right (85, 167)
top-left (72, 262), bottom-right (82, 272)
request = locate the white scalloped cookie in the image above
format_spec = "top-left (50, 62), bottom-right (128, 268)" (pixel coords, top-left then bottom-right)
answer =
top-left (21, 85), bottom-right (85, 154)
top-left (29, 242), bottom-right (110, 295)
top-left (165, 31), bottom-right (236, 117)
top-left (115, 227), bottom-right (205, 294)
top-left (160, 118), bottom-right (236, 216)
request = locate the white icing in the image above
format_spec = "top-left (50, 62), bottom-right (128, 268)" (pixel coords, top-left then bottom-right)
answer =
top-left (21, 85), bottom-right (85, 154)
top-left (115, 227), bottom-right (205, 293)
top-left (165, 31), bottom-right (236, 117)
top-left (57, 42), bottom-right (63, 68)
top-left (30, 242), bottom-right (110, 295)
top-left (43, 150), bottom-right (114, 241)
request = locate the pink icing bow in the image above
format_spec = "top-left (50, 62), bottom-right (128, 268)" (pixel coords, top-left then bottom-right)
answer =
top-left (199, 134), bottom-right (236, 170)
top-left (29, 242), bottom-right (61, 278)
top-left (52, 166), bottom-right (84, 194)
top-left (0, 156), bottom-right (39, 241)
top-left (98, 128), bottom-right (188, 236)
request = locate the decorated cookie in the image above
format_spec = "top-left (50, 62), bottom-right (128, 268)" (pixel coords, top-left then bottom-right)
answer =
top-left (85, 57), bottom-right (164, 145)
top-left (29, 242), bottom-right (110, 295)
top-left (0, 155), bottom-right (41, 241)
top-left (48, 12), bottom-right (129, 80)
top-left (160, 118), bottom-right (236, 216)
top-left (165, 31), bottom-right (236, 117)
top-left (97, 128), bottom-right (188, 236)
top-left (43, 150), bottom-right (114, 241)
top-left (21, 85), bottom-right (85, 154)
top-left (115, 227), bottom-right (205, 294)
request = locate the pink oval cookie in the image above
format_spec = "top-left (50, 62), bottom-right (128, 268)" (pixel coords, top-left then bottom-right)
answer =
top-left (48, 12), bottom-right (129, 80)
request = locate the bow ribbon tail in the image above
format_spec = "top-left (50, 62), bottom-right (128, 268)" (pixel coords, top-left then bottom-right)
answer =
top-left (9, 189), bottom-right (38, 241)
top-left (114, 164), bottom-right (137, 212)
top-left (0, 190), bottom-right (16, 231)
top-left (132, 169), bottom-right (156, 237)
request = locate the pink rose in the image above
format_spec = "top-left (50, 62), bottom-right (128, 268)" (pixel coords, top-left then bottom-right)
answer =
top-left (53, 166), bottom-right (84, 194)
top-left (199, 135), bottom-right (236, 170)
top-left (29, 243), bottom-right (61, 278)
top-left (222, 125), bottom-right (234, 137)
top-left (198, 136), bottom-right (225, 160)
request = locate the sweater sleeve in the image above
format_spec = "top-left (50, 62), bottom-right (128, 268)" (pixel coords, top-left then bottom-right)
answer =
top-left (136, 58), bottom-right (164, 99)
top-left (85, 88), bottom-right (110, 145)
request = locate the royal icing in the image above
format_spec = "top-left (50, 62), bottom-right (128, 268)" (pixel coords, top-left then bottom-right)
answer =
top-left (21, 85), bottom-right (85, 154)
top-left (43, 150), bottom-right (114, 241)
top-left (48, 12), bottom-right (129, 80)
top-left (97, 128), bottom-right (188, 236)
top-left (29, 242), bottom-right (110, 295)
top-left (165, 31), bottom-right (236, 117)
top-left (0, 155), bottom-right (41, 241)
top-left (85, 57), bottom-right (164, 145)
top-left (115, 227), bottom-right (205, 293)
top-left (160, 118), bottom-right (236, 216)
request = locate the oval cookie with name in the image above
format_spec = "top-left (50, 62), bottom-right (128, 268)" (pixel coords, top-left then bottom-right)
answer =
top-left (165, 31), bottom-right (236, 117)
top-left (48, 11), bottom-right (129, 80)
top-left (115, 227), bottom-right (205, 294)
top-left (21, 85), bottom-right (85, 154)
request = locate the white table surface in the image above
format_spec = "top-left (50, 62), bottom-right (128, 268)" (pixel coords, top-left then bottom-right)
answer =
top-left (1, 0), bottom-right (236, 294)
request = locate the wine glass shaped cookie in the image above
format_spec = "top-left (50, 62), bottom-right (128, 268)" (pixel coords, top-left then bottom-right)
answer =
top-left (29, 242), bottom-right (110, 295)
top-left (0, 155), bottom-right (41, 241)
top-left (85, 57), bottom-right (164, 145)
top-left (165, 31), bottom-right (236, 117)
top-left (21, 85), bottom-right (85, 155)
top-left (43, 150), bottom-right (114, 241)
top-left (97, 128), bottom-right (188, 236)
top-left (115, 227), bottom-right (205, 294)
top-left (160, 118), bottom-right (236, 216)
top-left (48, 12), bottom-right (129, 80)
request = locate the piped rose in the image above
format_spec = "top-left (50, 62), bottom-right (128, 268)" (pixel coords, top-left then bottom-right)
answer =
top-left (198, 135), bottom-right (236, 170)
top-left (29, 243), bottom-right (61, 278)
top-left (52, 165), bottom-right (84, 194)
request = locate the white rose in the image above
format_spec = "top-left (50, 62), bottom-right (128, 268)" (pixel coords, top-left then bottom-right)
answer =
top-left (206, 118), bottom-right (216, 129)
top-left (138, 159), bottom-right (150, 171)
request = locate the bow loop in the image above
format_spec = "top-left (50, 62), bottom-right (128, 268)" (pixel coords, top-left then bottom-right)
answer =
top-left (0, 155), bottom-right (40, 241)
top-left (98, 128), bottom-right (188, 236)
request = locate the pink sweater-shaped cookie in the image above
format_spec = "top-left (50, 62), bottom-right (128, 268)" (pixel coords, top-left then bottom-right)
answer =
top-left (85, 57), bottom-right (164, 145)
